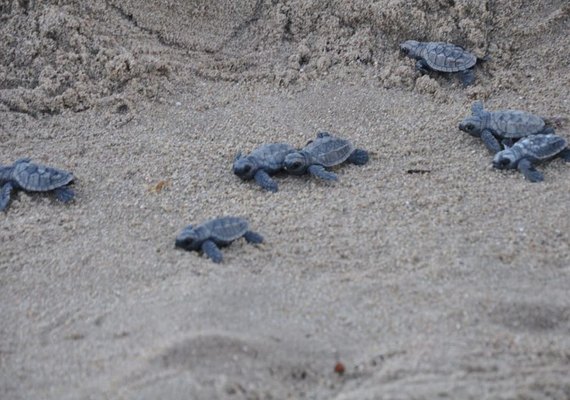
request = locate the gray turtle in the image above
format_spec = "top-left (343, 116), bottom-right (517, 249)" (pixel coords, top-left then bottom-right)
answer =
top-left (492, 134), bottom-right (570, 182)
top-left (459, 101), bottom-right (555, 154)
top-left (233, 143), bottom-right (295, 192)
top-left (1, 158), bottom-right (74, 211)
top-left (284, 132), bottom-right (369, 181)
top-left (399, 40), bottom-right (482, 86)
top-left (175, 216), bottom-right (263, 263)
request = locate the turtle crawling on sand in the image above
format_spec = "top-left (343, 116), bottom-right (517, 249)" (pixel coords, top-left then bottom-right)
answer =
top-left (1, 158), bottom-right (75, 211)
top-left (233, 143), bottom-right (295, 192)
top-left (459, 101), bottom-right (555, 154)
top-left (492, 134), bottom-right (570, 182)
top-left (284, 132), bottom-right (368, 181)
top-left (175, 216), bottom-right (263, 263)
top-left (399, 40), bottom-right (482, 86)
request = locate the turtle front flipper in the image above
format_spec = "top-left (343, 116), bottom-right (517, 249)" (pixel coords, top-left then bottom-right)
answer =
top-left (471, 100), bottom-right (484, 114)
top-left (538, 126), bottom-right (555, 136)
top-left (202, 240), bottom-right (223, 263)
top-left (54, 186), bottom-right (75, 203)
top-left (0, 182), bottom-right (14, 211)
top-left (244, 231), bottom-right (264, 244)
top-left (517, 158), bottom-right (544, 182)
top-left (501, 138), bottom-right (515, 148)
top-left (415, 59), bottom-right (430, 74)
top-left (307, 165), bottom-right (338, 181)
top-left (254, 170), bottom-right (278, 192)
top-left (459, 69), bottom-right (475, 87)
top-left (481, 130), bottom-right (502, 153)
top-left (347, 149), bottom-right (369, 165)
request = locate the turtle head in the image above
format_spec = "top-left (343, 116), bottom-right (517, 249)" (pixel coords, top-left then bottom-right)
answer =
top-left (458, 115), bottom-right (483, 137)
top-left (232, 155), bottom-right (257, 180)
top-left (316, 131), bottom-right (331, 139)
top-left (399, 40), bottom-right (420, 58)
top-left (284, 152), bottom-right (309, 175)
top-left (175, 225), bottom-right (202, 251)
top-left (492, 149), bottom-right (517, 170)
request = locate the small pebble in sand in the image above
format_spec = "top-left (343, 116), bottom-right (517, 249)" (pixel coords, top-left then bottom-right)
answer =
top-left (334, 361), bottom-right (346, 375)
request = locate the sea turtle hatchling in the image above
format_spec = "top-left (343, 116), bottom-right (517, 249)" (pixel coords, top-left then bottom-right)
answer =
top-left (492, 134), bottom-right (570, 182)
top-left (284, 132), bottom-right (369, 181)
top-left (233, 143), bottom-right (295, 192)
top-left (459, 101), bottom-right (555, 154)
top-left (175, 216), bottom-right (264, 263)
top-left (1, 158), bottom-right (74, 211)
top-left (399, 40), bottom-right (482, 86)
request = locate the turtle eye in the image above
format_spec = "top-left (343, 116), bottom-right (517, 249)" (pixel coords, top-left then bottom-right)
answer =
top-left (242, 165), bottom-right (251, 174)
top-left (500, 158), bottom-right (510, 167)
top-left (291, 161), bottom-right (302, 170)
top-left (465, 123), bottom-right (475, 131)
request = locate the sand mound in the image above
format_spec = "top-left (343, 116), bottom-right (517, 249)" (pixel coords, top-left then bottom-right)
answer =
top-left (2, 1), bottom-right (568, 115)
top-left (0, 1), bottom-right (171, 116)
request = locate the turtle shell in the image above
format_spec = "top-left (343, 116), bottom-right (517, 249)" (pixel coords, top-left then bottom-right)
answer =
top-left (12, 160), bottom-right (73, 192)
top-left (422, 42), bottom-right (477, 73)
top-left (205, 216), bottom-right (249, 242)
top-left (304, 135), bottom-right (354, 167)
top-left (489, 110), bottom-right (546, 138)
top-left (517, 134), bottom-right (567, 160)
top-left (234, 143), bottom-right (295, 179)
top-left (250, 143), bottom-right (296, 172)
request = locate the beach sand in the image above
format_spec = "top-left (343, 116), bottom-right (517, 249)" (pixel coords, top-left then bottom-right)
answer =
top-left (1, 1), bottom-right (570, 399)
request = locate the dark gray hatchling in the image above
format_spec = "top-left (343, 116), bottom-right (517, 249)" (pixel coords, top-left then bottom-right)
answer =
top-left (284, 132), bottom-right (369, 181)
top-left (459, 101), bottom-right (555, 154)
top-left (233, 143), bottom-right (295, 192)
top-left (1, 158), bottom-right (74, 211)
top-left (492, 134), bottom-right (570, 182)
top-left (399, 40), bottom-right (483, 86)
top-left (175, 216), bottom-right (263, 263)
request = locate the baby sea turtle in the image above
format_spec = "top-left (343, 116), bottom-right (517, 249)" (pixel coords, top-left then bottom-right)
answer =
top-left (399, 40), bottom-right (481, 86)
top-left (233, 143), bottom-right (295, 192)
top-left (1, 158), bottom-right (74, 211)
top-left (284, 132), bottom-right (369, 181)
top-left (492, 134), bottom-right (570, 182)
top-left (175, 216), bottom-right (263, 263)
top-left (459, 101), bottom-right (555, 153)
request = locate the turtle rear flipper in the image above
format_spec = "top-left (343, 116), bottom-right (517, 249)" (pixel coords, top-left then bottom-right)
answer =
top-left (202, 240), bottom-right (223, 263)
top-left (54, 186), bottom-right (74, 203)
top-left (0, 182), bottom-right (14, 211)
top-left (254, 170), bottom-right (278, 192)
top-left (517, 158), bottom-right (544, 182)
top-left (244, 231), bottom-right (264, 244)
top-left (308, 165), bottom-right (338, 181)
top-left (558, 148), bottom-right (570, 162)
top-left (347, 149), bottom-right (369, 165)
top-left (459, 69), bottom-right (475, 87)
top-left (481, 130), bottom-right (502, 153)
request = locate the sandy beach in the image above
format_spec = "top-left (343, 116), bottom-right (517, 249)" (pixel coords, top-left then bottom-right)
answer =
top-left (2, 1), bottom-right (570, 399)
